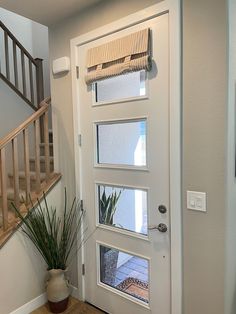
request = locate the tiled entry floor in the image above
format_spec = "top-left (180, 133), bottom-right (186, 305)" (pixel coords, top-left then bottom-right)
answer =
top-left (115, 256), bottom-right (148, 286)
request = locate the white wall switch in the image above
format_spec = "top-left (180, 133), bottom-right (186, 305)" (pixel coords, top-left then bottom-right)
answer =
top-left (187, 191), bottom-right (207, 212)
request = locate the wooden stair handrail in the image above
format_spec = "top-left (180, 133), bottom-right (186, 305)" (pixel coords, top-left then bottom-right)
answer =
top-left (0, 97), bottom-right (52, 232)
top-left (0, 20), bottom-right (45, 110)
top-left (0, 21), bottom-right (37, 66)
top-left (0, 98), bottom-right (50, 150)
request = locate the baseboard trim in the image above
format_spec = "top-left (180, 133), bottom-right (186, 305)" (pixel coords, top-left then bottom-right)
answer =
top-left (70, 285), bottom-right (79, 299)
top-left (10, 293), bottom-right (47, 314)
top-left (9, 285), bottom-right (79, 314)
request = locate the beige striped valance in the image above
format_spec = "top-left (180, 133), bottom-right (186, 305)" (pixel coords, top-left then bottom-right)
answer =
top-left (85, 28), bottom-right (151, 85)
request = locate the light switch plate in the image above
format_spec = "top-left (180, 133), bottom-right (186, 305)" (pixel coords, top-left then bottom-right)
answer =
top-left (187, 191), bottom-right (207, 212)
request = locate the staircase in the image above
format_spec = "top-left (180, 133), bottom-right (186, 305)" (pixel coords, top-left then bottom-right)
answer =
top-left (0, 21), bottom-right (61, 247)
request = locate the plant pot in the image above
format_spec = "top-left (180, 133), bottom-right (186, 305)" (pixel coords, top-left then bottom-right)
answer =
top-left (46, 269), bottom-right (69, 313)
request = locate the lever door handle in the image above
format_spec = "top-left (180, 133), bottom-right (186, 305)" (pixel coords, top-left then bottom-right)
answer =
top-left (148, 223), bottom-right (168, 233)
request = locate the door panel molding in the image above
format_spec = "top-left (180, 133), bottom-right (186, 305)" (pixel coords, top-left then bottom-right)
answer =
top-left (95, 240), bottom-right (151, 309)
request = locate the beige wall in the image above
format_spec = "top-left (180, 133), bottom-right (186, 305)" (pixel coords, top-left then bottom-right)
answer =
top-left (49, 0), bottom-right (228, 313)
top-left (183, 0), bottom-right (227, 313)
top-left (0, 181), bottom-right (62, 314)
top-left (225, 0), bottom-right (236, 313)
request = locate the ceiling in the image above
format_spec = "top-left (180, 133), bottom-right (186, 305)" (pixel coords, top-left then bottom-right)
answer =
top-left (0, 0), bottom-right (103, 26)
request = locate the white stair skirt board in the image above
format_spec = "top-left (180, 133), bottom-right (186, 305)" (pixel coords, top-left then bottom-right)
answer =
top-left (9, 286), bottom-right (79, 314)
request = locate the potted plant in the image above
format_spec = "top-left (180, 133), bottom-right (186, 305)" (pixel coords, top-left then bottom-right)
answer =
top-left (99, 187), bottom-right (122, 286)
top-left (12, 190), bottom-right (84, 313)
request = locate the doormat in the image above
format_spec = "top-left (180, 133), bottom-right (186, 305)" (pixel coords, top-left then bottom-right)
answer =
top-left (116, 277), bottom-right (149, 303)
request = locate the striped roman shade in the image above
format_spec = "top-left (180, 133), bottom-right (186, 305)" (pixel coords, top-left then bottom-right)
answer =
top-left (85, 28), bottom-right (151, 85)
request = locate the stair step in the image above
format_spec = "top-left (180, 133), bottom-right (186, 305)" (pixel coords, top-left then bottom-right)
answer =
top-left (8, 171), bottom-right (46, 190)
top-left (0, 173), bottom-right (62, 246)
top-left (9, 171), bottom-right (46, 180)
top-left (0, 194), bottom-right (25, 214)
top-left (0, 187), bottom-right (26, 203)
top-left (29, 156), bottom-right (54, 172)
top-left (0, 210), bottom-right (22, 228)
top-left (39, 143), bottom-right (53, 156)
top-left (7, 187), bottom-right (26, 201)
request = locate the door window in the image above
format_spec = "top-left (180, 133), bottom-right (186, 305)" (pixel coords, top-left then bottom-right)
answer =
top-left (97, 184), bottom-right (148, 236)
top-left (96, 119), bottom-right (147, 167)
top-left (93, 70), bottom-right (146, 104)
top-left (99, 244), bottom-right (149, 304)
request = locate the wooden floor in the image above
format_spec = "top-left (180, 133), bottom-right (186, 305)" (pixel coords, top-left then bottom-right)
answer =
top-left (31, 297), bottom-right (105, 314)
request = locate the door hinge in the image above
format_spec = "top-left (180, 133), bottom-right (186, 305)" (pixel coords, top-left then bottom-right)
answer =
top-left (82, 263), bottom-right (85, 276)
top-left (78, 134), bottom-right (82, 146)
top-left (76, 66), bottom-right (79, 78)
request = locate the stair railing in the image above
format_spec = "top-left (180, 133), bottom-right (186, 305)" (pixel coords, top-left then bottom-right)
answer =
top-left (0, 98), bottom-right (51, 231)
top-left (0, 20), bottom-right (44, 111)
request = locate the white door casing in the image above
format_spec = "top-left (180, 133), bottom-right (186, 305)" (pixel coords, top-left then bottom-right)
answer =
top-left (70, 2), bottom-right (182, 314)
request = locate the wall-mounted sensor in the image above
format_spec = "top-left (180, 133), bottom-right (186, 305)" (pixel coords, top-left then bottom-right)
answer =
top-left (52, 57), bottom-right (70, 74)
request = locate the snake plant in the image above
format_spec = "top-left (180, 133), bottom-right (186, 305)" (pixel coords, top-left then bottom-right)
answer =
top-left (12, 189), bottom-right (84, 270)
top-left (99, 187), bottom-right (122, 226)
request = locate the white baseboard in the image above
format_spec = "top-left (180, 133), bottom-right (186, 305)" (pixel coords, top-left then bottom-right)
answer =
top-left (10, 286), bottom-right (79, 314)
top-left (10, 293), bottom-right (47, 314)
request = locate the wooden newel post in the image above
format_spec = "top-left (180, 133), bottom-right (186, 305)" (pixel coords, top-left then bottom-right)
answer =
top-left (35, 58), bottom-right (45, 141)
top-left (35, 58), bottom-right (44, 105)
top-left (0, 148), bottom-right (8, 230)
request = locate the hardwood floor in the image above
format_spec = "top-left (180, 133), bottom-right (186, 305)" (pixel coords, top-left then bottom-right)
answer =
top-left (31, 297), bottom-right (105, 314)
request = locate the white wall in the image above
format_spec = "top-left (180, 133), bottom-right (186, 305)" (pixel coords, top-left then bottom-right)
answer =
top-left (0, 181), bottom-right (63, 314)
top-left (0, 8), bottom-right (50, 139)
top-left (0, 8), bottom-right (34, 138)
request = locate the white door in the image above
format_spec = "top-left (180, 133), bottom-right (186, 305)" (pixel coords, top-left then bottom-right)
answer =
top-left (77, 13), bottom-right (170, 314)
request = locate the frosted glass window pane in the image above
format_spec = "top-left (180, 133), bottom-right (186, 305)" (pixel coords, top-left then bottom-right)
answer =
top-left (98, 185), bottom-right (147, 235)
top-left (96, 120), bottom-right (146, 167)
top-left (100, 245), bottom-right (149, 303)
top-left (94, 70), bottom-right (146, 103)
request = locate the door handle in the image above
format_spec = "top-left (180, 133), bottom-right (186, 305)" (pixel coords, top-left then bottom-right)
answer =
top-left (148, 223), bottom-right (168, 233)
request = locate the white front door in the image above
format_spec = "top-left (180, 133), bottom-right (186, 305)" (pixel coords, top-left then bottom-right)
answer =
top-left (77, 13), bottom-right (170, 314)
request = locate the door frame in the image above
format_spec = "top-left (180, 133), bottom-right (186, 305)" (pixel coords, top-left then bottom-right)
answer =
top-left (70, 1), bottom-right (182, 314)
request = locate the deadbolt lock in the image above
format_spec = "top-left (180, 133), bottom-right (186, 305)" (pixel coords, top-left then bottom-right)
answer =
top-left (158, 205), bottom-right (167, 214)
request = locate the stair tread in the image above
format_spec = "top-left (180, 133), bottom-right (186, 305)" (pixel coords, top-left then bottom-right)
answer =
top-left (7, 187), bottom-right (26, 195)
top-left (29, 156), bottom-right (54, 162)
top-left (0, 172), bottom-right (60, 202)
top-left (39, 143), bottom-right (53, 147)
top-left (0, 173), bottom-right (62, 247)
top-left (8, 171), bottom-right (46, 179)
top-left (0, 187), bottom-right (26, 200)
